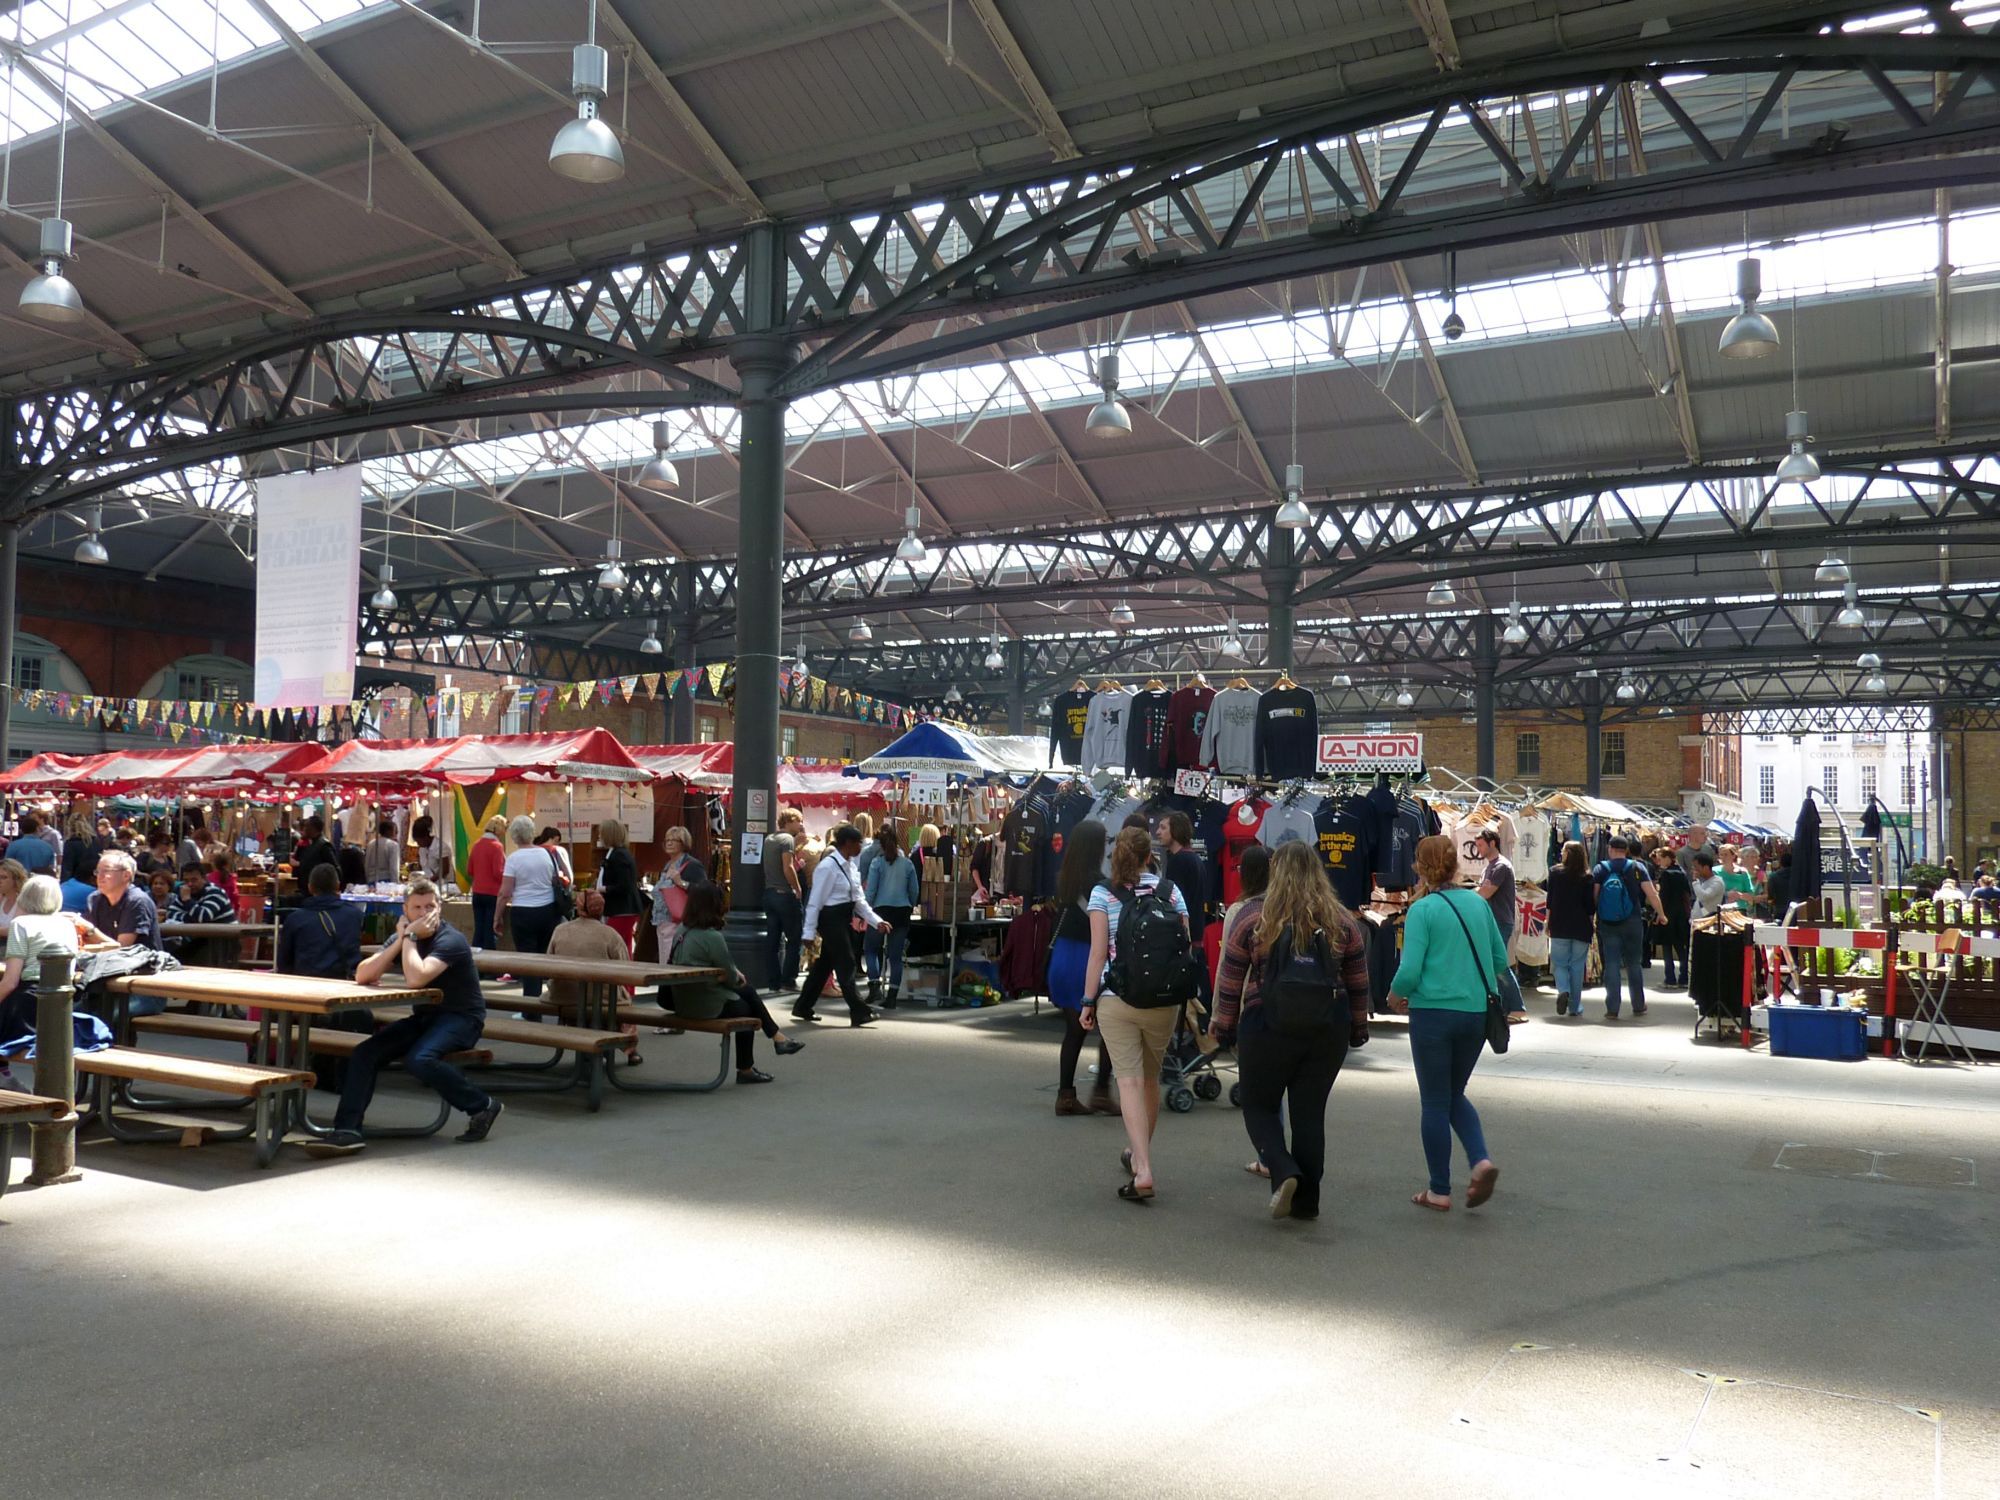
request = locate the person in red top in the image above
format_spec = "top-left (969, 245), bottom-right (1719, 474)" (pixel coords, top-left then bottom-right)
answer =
top-left (467, 814), bottom-right (507, 948)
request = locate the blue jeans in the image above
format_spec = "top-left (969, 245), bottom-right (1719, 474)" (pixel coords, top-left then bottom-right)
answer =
top-left (334, 1008), bottom-right (490, 1130)
top-left (1599, 916), bottom-right (1646, 1015)
top-left (763, 889), bottom-right (803, 986)
top-left (863, 907), bottom-right (912, 990)
top-left (1549, 936), bottom-right (1589, 1013)
top-left (1408, 1007), bottom-right (1489, 1196)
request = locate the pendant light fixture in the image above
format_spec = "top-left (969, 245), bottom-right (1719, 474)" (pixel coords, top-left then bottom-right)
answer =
top-left (1773, 292), bottom-right (1820, 485)
top-left (1718, 219), bottom-right (1779, 358)
top-left (1615, 672), bottom-right (1638, 702)
top-left (549, 4), bottom-right (625, 183)
top-left (1439, 251), bottom-right (1464, 341)
top-left (1330, 672), bottom-right (1353, 689)
top-left (19, 27), bottom-right (84, 325)
top-left (1814, 553), bottom-right (1851, 586)
top-left (1394, 681), bottom-right (1415, 709)
top-left (1426, 577), bottom-right (1456, 607)
top-left (1085, 349), bottom-right (1130, 438)
top-left (370, 561), bottom-right (398, 612)
top-left (895, 504), bottom-right (929, 564)
top-left (1863, 667), bottom-right (1888, 695)
top-left (983, 620), bottom-right (1006, 671)
top-left (1275, 316), bottom-right (1312, 528)
top-left (1835, 583), bottom-right (1865, 629)
top-left (1855, 651), bottom-right (1882, 672)
top-left (72, 505), bottom-right (108, 565)
top-left (1221, 615), bottom-right (1246, 657)
top-left (1110, 600), bottom-right (1136, 629)
top-left (639, 620), bottom-right (664, 654)
top-left (1502, 597), bottom-right (1528, 647)
top-left (597, 540), bottom-right (627, 591)
top-left (848, 617), bottom-right (874, 644)
top-left (792, 635), bottom-right (811, 675)
top-left (637, 419), bottom-right (680, 493)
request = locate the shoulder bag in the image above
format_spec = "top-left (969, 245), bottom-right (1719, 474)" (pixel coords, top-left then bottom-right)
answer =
top-left (546, 846), bottom-right (576, 921)
top-left (1437, 893), bottom-right (1516, 1055)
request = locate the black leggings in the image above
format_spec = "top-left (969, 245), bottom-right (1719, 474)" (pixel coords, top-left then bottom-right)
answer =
top-left (1059, 1008), bottom-right (1112, 1092)
top-left (717, 984), bottom-right (782, 1068)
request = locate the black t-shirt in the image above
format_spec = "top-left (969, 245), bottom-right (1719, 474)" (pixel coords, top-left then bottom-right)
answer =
top-left (1049, 690), bottom-right (1092, 767)
top-left (1124, 689), bottom-right (1173, 778)
top-left (1163, 848), bottom-right (1208, 939)
top-left (1656, 864), bottom-right (1693, 920)
top-left (1255, 686), bottom-right (1319, 779)
top-left (1044, 787), bottom-right (1096, 899)
top-left (1000, 786), bottom-right (1051, 899)
top-left (413, 924), bottom-right (485, 1018)
top-left (1313, 794), bottom-right (1375, 908)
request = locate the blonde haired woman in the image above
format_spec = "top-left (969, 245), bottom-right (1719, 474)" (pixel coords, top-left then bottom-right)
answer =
top-left (467, 812), bottom-right (509, 948)
top-left (651, 825), bottom-right (706, 962)
top-left (495, 814), bottom-right (561, 996)
top-left (0, 858), bottom-right (27, 939)
top-left (1387, 834), bottom-right (1515, 1212)
top-left (1082, 825), bottom-right (1192, 1204)
top-left (1212, 840), bottom-right (1370, 1221)
top-left (595, 818), bottom-right (645, 956)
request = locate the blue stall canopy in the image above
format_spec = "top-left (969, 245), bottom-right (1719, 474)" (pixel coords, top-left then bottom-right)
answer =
top-left (851, 723), bottom-right (1067, 781)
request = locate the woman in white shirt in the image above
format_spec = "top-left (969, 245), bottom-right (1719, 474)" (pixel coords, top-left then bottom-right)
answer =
top-left (0, 874), bottom-right (79, 1080)
top-left (496, 815), bottom-right (563, 998)
top-left (793, 824), bottom-right (888, 1028)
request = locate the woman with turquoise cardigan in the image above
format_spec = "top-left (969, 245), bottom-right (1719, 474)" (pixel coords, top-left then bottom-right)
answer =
top-left (1388, 833), bottom-right (1520, 1212)
top-left (863, 825), bottom-right (920, 1009)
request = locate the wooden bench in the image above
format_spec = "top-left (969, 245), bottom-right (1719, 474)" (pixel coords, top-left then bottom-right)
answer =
top-left (75, 1048), bottom-right (315, 1167)
top-left (131, 1012), bottom-right (492, 1065)
top-left (612, 1006), bottom-right (763, 1094)
top-left (376, 1008), bottom-right (631, 1111)
top-left (1, 1090), bottom-right (69, 1199)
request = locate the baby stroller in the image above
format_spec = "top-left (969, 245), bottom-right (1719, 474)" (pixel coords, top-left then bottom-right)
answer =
top-left (1160, 994), bottom-right (1234, 1113)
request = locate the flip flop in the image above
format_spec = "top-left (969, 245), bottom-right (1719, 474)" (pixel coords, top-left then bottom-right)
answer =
top-left (1244, 1160), bottom-right (1271, 1179)
top-left (1411, 1190), bottom-right (1451, 1212)
top-left (1117, 1181), bottom-right (1154, 1204)
top-left (1466, 1161), bottom-right (1500, 1209)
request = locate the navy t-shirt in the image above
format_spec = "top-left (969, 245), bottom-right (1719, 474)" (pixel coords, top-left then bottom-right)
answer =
top-left (87, 887), bottom-right (162, 951)
top-left (412, 924), bottom-right (486, 1018)
top-left (1313, 795), bottom-right (1375, 908)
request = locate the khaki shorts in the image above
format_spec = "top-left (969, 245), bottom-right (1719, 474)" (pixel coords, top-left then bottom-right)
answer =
top-left (1095, 994), bottom-right (1178, 1081)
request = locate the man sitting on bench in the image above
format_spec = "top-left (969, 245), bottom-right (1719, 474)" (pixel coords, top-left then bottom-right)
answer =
top-left (322, 877), bottom-right (501, 1150)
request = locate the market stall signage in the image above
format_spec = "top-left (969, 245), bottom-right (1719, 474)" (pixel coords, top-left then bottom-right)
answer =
top-left (907, 771), bottom-right (950, 805)
top-left (1316, 733), bottom-right (1423, 774)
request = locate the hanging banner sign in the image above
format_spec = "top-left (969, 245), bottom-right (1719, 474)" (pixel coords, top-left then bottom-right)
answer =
top-left (254, 466), bottom-right (362, 706)
top-left (1316, 733), bottom-right (1424, 774)
top-left (907, 771), bottom-right (950, 806)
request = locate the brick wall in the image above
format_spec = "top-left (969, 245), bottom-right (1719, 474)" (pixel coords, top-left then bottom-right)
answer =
top-left (19, 564), bottom-right (253, 697)
top-left (1951, 727), bottom-right (2000, 866)
top-left (1412, 711), bottom-right (1714, 803)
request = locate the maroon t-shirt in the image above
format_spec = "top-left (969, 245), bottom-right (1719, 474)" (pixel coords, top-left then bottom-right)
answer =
top-left (1167, 682), bottom-right (1217, 771)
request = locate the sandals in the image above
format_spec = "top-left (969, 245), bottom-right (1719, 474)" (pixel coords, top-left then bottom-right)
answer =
top-left (1466, 1161), bottom-right (1500, 1209)
top-left (1244, 1160), bottom-right (1271, 1179)
top-left (1411, 1190), bottom-right (1452, 1212)
top-left (1117, 1181), bottom-right (1154, 1205)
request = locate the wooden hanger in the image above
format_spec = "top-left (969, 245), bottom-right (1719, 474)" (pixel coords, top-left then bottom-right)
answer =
top-left (1071, 677), bottom-right (1089, 692)
top-left (1272, 671), bottom-right (1297, 690)
top-left (1228, 675), bottom-right (1252, 690)
top-left (1143, 677), bottom-right (1166, 692)
top-left (1189, 669), bottom-right (1209, 686)
top-left (1098, 677), bottom-right (1121, 691)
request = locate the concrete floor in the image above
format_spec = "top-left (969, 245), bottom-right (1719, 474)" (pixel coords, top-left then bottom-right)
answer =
top-left (6, 966), bottom-right (1999, 1500)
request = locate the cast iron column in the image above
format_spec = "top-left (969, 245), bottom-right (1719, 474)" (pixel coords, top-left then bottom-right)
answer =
top-left (1583, 680), bottom-right (1604, 797)
top-left (722, 227), bottom-right (789, 985)
top-left (1006, 640), bottom-right (1028, 735)
top-left (1263, 523), bottom-right (1298, 674)
top-left (1474, 612), bottom-right (1497, 786)
top-left (0, 520), bottom-right (18, 769)
top-left (669, 560), bottom-right (699, 743)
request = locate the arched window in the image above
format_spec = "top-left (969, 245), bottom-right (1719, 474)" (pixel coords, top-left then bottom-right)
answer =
top-left (9, 631), bottom-right (91, 704)
top-left (139, 653), bottom-right (251, 704)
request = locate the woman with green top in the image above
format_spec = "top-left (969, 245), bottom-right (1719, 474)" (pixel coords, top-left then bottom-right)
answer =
top-left (1387, 834), bottom-right (1517, 1213)
top-left (664, 882), bottom-right (806, 1084)
top-left (1718, 844), bottom-right (1757, 914)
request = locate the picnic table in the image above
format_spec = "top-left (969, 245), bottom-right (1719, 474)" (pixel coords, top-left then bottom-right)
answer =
top-left (468, 950), bottom-right (721, 1030)
top-left (103, 967), bottom-right (442, 1153)
top-left (160, 921), bottom-right (278, 968)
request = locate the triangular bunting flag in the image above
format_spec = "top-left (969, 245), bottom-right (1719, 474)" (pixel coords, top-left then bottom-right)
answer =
top-left (642, 672), bottom-right (660, 698)
top-left (618, 676), bottom-right (637, 702)
top-left (706, 662), bottom-right (727, 695)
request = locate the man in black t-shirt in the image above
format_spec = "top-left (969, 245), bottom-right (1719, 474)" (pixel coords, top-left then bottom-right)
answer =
top-left (325, 877), bottom-right (500, 1150)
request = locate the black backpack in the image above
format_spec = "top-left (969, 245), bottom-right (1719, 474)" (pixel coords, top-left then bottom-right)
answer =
top-left (1109, 880), bottom-right (1199, 1009)
top-left (1260, 926), bottom-right (1343, 1038)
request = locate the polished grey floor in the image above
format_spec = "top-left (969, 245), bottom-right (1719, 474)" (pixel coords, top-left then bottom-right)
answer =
top-left (7, 970), bottom-right (1998, 1499)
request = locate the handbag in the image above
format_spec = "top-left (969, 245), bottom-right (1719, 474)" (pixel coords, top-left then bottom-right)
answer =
top-left (546, 847), bottom-right (576, 921)
top-left (1438, 893), bottom-right (1514, 1055)
top-left (659, 856), bottom-right (691, 922)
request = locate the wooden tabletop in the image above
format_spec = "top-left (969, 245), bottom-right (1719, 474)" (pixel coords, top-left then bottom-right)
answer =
top-left (103, 966), bottom-right (438, 1015)
top-left (160, 922), bottom-right (277, 937)
top-left (467, 950), bottom-right (723, 986)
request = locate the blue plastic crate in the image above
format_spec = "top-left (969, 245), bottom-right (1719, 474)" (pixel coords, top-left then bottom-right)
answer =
top-left (1766, 1004), bottom-right (1867, 1061)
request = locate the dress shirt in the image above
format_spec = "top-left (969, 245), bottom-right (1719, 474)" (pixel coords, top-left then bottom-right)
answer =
top-left (802, 849), bottom-right (882, 941)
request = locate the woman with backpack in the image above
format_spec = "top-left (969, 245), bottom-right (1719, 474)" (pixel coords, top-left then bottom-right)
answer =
top-left (1212, 840), bottom-right (1370, 1221)
top-left (1387, 834), bottom-right (1516, 1212)
top-left (1046, 819), bottom-right (1118, 1118)
top-left (1082, 825), bottom-right (1193, 1204)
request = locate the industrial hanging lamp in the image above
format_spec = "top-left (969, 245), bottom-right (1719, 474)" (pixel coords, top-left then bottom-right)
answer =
top-left (983, 632), bottom-right (1006, 671)
top-left (895, 503), bottom-right (929, 564)
top-left (944, 682), bottom-right (964, 705)
top-left (1394, 681), bottom-right (1415, 709)
top-left (549, 5), bottom-right (624, 182)
top-left (848, 617), bottom-right (874, 644)
top-left (1774, 292), bottom-right (1820, 485)
top-left (72, 505), bottom-right (108, 565)
top-left (1855, 651), bottom-right (1882, 672)
top-left (1085, 349), bottom-right (1131, 437)
top-left (1440, 250), bottom-right (1465, 341)
top-left (1615, 673), bottom-right (1638, 702)
top-left (1502, 596), bottom-right (1529, 647)
top-left (637, 419), bottom-right (680, 492)
top-left (1109, 600), bottom-right (1136, 629)
top-left (1835, 583), bottom-right (1865, 629)
top-left (597, 540), bottom-right (627, 592)
top-left (1330, 672), bottom-right (1353, 689)
top-left (638, 620), bottom-right (664, 654)
top-left (1718, 224), bottom-right (1779, 359)
top-left (19, 25), bottom-right (84, 324)
top-left (1426, 577), bottom-right (1456, 607)
top-left (1814, 553), bottom-right (1851, 586)
top-left (1863, 668), bottom-right (1888, 695)
top-left (370, 561), bottom-right (398, 612)
top-left (1221, 614), bottom-right (1246, 657)
top-left (1275, 317), bottom-right (1312, 527)
top-left (793, 635), bottom-right (811, 675)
